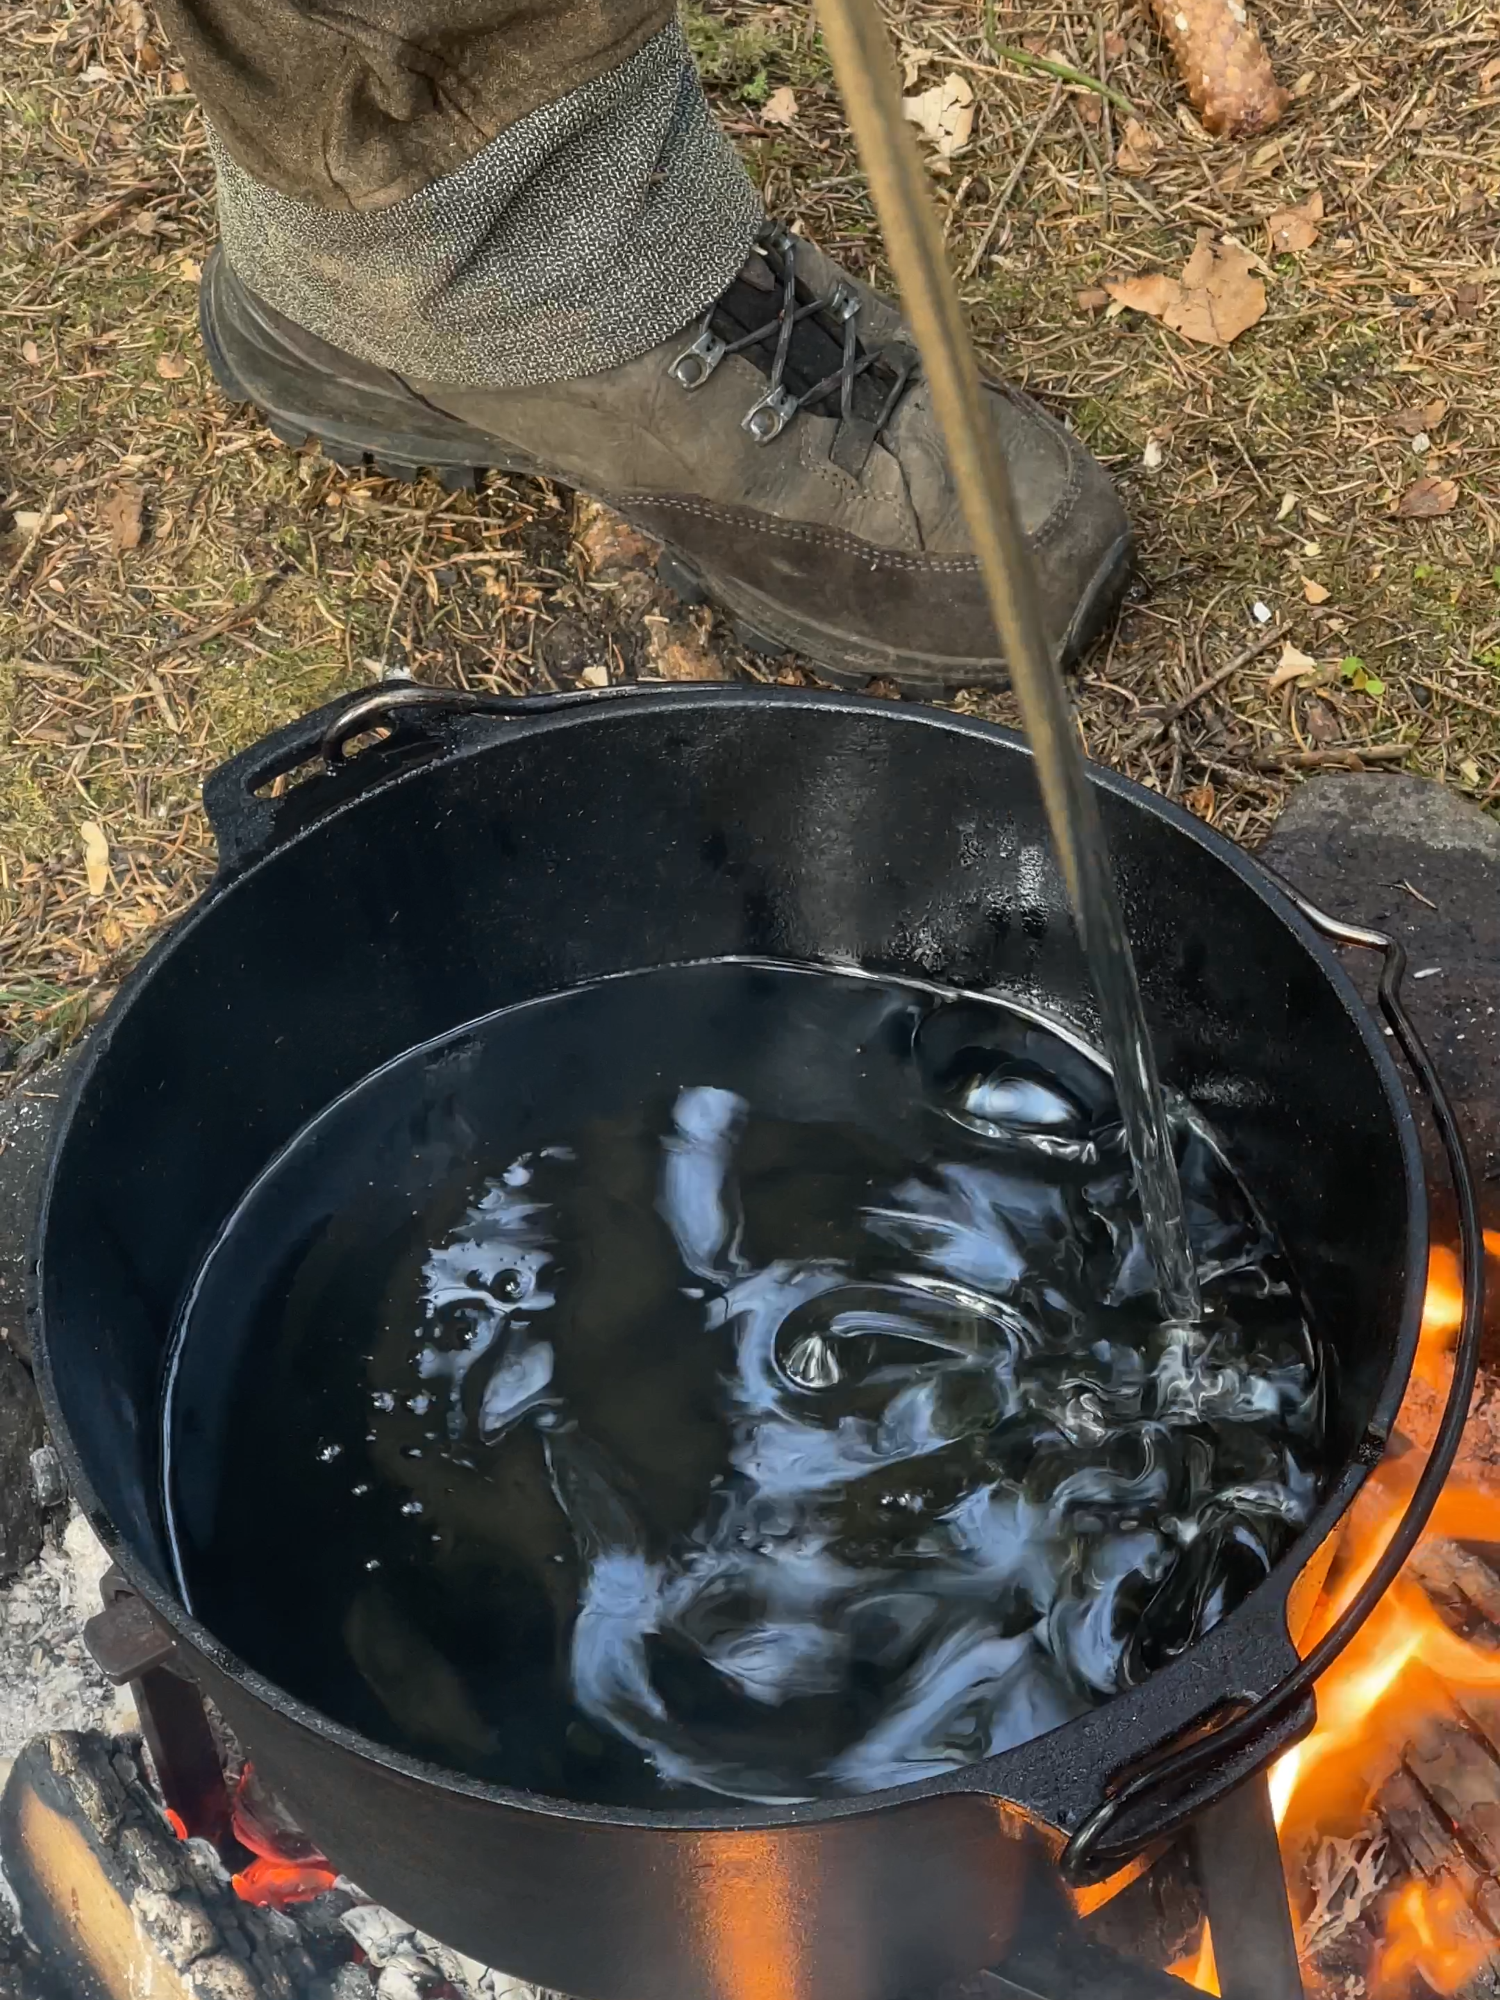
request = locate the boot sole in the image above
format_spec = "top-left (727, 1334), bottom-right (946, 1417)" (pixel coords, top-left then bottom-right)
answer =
top-left (200, 270), bottom-right (1129, 697)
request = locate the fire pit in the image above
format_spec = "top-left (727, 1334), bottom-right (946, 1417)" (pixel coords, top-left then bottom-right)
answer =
top-left (4, 691), bottom-right (1494, 2000)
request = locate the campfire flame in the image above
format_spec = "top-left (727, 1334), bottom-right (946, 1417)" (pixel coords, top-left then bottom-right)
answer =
top-left (1172, 1239), bottom-right (1500, 1996)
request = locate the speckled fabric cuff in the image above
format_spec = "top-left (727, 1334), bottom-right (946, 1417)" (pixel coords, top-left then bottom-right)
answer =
top-left (211, 20), bottom-right (764, 389)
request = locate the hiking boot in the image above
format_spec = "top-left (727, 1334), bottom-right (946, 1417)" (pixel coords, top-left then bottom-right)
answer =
top-left (200, 225), bottom-right (1131, 694)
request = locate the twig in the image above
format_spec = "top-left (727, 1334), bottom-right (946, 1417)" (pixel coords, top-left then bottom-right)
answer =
top-left (138, 571), bottom-right (288, 664)
top-left (979, 14), bottom-right (1136, 116)
top-left (962, 82), bottom-right (1065, 280)
top-left (0, 485), bottom-right (58, 595)
top-left (1255, 744), bottom-right (1411, 770)
top-left (1124, 626), bottom-right (1283, 748)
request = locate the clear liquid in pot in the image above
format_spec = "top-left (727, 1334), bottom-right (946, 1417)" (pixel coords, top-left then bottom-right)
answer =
top-left (163, 960), bottom-right (1324, 1807)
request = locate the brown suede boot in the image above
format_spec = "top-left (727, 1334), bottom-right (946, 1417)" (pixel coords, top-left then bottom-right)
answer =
top-left (200, 226), bottom-right (1131, 693)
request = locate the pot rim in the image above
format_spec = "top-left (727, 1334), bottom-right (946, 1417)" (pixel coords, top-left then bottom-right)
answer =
top-left (30, 685), bottom-right (1428, 1838)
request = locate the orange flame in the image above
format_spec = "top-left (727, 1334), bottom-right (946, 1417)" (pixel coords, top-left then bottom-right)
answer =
top-left (1169, 1922), bottom-right (1220, 1995)
top-left (1372, 1878), bottom-right (1492, 1995)
top-left (1175, 1242), bottom-right (1499, 1994)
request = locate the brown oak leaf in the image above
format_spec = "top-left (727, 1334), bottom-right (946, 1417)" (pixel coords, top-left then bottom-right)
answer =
top-left (901, 73), bottom-right (975, 160)
top-left (98, 482), bottom-right (145, 553)
top-left (1392, 400), bottom-right (1448, 436)
top-left (1394, 477), bottom-right (1459, 519)
top-left (1114, 117), bottom-right (1158, 176)
top-left (1267, 191), bottom-right (1323, 254)
top-left (1106, 233), bottom-right (1267, 347)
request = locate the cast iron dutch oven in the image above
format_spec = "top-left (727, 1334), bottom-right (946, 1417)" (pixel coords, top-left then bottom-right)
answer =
top-left (31, 684), bottom-right (1483, 2000)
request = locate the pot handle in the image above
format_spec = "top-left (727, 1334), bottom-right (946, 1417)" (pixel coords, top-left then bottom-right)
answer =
top-left (201, 681), bottom-right (656, 874)
top-left (1061, 884), bottom-right (1486, 1881)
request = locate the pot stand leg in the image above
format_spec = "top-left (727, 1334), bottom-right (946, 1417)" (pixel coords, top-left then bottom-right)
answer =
top-left (83, 1567), bottom-right (236, 1854)
top-left (1191, 1773), bottom-right (1302, 2000)
top-left (929, 1848), bottom-right (1191, 2000)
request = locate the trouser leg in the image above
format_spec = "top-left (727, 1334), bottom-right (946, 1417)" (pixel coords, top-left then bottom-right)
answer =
top-left (159, 0), bottom-right (764, 384)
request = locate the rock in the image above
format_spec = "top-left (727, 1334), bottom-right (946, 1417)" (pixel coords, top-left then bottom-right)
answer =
top-left (1259, 773), bottom-right (1500, 1375)
top-left (537, 614), bottom-right (600, 682)
top-left (1259, 773), bottom-right (1500, 1205)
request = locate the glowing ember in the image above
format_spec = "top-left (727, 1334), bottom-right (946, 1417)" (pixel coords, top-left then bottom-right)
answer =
top-left (232, 1856), bottom-right (341, 1907)
top-left (229, 1761), bottom-right (338, 1909)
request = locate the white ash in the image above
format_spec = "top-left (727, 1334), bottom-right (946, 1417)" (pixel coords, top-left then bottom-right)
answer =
top-left (0, 1508), bottom-right (134, 1772)
top-left (338, 1896), bottom-right (547, 2000)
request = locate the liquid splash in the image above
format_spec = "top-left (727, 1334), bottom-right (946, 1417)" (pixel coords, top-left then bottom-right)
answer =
top-left (166, 962), bottom-right (1324, 1807)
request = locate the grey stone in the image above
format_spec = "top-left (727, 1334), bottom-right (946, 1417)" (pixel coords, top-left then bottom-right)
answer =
top-left (1260, 772), bottom-right (1500, 1252)
top-left (28, 1445), bottom-right (64, 1511)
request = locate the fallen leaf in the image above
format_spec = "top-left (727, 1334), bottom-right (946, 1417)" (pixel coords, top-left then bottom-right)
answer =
top-left (179, 256), bottom-right (203, 284)
top-left (156, 353), bottom-right (188, 379)
top-left (168, 68), bottom-right (190, 90)
top-left (1394, 476), bottom-right (1459, 519)
top-left (1305, 698), bottom-right (1340, 745)
top-left (1270, 642), bottom-right (1319, 690)
top-left (11, 510), bottom-right (45, 536)
top-left (577, 499), bottom-right (658, 576)
top-left (578, 664), bottom-right (610, 688)
top-left (1105, 273), bottom-right (1180, 318)
top-left (1460, 756), bottom-right (1483, 787)
top-left (1302, 578), bottom-right (1331, 604)
top-left (1267, 191), bottom-right (1323, 254)
top-left (1184, 782), bottom-right (1216, 820)
top-left (1275, 492), bottom-right (1297, 522)
top-left (1480, 54), bottom-right (1500, 91)
top-left (98, 482), bottom-right (145, 553)
top-left (645, 616), bottom-right (731, 682)
top-left (900, 47), bottom-right (936, 90)
top-left (901, 73), bottom-right (975, 160)
top-left (136, 38), bottom-right (163, 70)
top-left (1076, 287), bottom-right (1111, 313)
top-left (20, 340), bottom-right (40, 367)
top-left (1104, 30), bottom-right (1127, 60)
top-left (1142, 436), bottom-right (1165, 470)
top-left (1114, 117), bottom-right (1158, 176)
top-left (1393, 399), bottom-right (1448, 436)
top-left (1104, 232), bottom-right (1266, 347)
top-left (80, 822), bottom-right (110, 898)
top-left (761, 85), bottom-right (798, 127)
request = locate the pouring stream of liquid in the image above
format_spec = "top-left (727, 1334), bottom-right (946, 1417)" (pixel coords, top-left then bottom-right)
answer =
top-left (813, 0), bottom-right (1200, 1322)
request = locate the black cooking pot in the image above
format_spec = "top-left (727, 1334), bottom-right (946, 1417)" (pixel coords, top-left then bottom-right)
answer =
top-left (33, 685), bottom-right (1481, 2000)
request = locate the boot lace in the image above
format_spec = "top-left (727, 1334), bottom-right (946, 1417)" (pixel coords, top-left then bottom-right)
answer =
top-left (668, 224), bottom-right (918, 446)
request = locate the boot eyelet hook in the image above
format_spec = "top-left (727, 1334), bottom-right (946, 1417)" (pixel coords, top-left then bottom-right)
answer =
top-left (669, 328), bottom-right (727, 390)
top-left (742, 389), bottom-right (798, 443)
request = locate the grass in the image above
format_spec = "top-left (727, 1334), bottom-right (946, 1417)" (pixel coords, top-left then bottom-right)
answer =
top-left (2, 0), bottom-right (1499, 1064)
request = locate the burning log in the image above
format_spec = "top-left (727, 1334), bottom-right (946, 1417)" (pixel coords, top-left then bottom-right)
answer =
top-left (0, 1728), bottom-right (544, 2000)
top-left (0, 1732), bottom-right (321, 2000)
